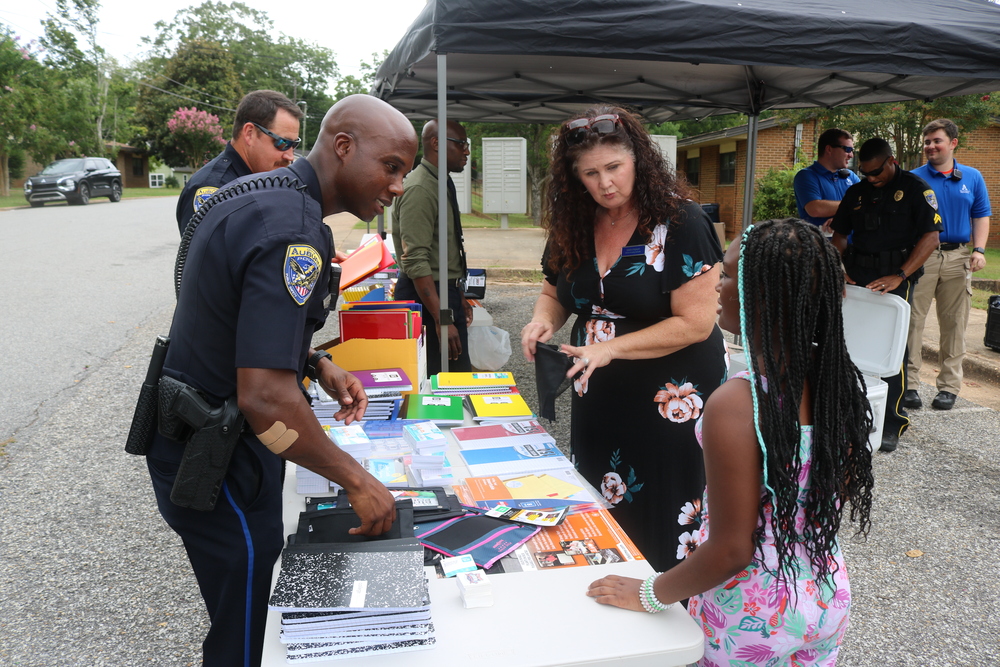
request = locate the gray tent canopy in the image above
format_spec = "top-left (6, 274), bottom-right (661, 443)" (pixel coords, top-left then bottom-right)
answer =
top-left (372, 0), bottom-right (1000, 370)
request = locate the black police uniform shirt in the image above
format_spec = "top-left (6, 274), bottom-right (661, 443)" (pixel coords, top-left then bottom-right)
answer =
top-left (175, 142), bottom-right (253, 235)
top-left (165, 159), bottom-right (331, 405)
top-left (831, 168), bottom-right (943, 277)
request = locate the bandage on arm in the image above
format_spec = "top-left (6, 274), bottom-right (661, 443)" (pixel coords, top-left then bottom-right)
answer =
top-left (256, 420), bottom-right (299, 454)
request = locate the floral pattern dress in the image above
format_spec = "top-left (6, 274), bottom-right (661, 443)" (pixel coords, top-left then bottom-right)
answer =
top-left (688, 371), bottom-right (851, 667)
top-left (541, 201), bottom-right (727, 571)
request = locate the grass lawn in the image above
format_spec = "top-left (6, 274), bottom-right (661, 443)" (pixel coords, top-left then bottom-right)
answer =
top-left (354, 211), bottom-right (539, 230)
top-left (0, 187), bottom-right (179, 209)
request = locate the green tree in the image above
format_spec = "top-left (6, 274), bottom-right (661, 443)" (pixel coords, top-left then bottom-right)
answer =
top-left (39, 0), bottom-right (117, 157)
top-left (142, 2), bottom-right (338, 121)
top-left (132, 39), bottom-right (242, 166)
top-left (752, 162), bottom-right (807, 222)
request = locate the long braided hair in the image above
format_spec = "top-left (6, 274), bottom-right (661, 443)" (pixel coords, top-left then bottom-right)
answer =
top-left (738, 219), bottom-right (874, 586)
top-left (543, 105), bottom-right (692, 276)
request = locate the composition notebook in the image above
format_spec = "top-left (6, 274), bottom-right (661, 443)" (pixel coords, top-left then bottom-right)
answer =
top-left (467, 393), bottom-right (533, 422)
top-left (402, 394), bottom-right (465, 425)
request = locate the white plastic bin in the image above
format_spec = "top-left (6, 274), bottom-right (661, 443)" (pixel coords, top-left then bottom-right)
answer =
top-left (726, 285), bottom-right (909, 451)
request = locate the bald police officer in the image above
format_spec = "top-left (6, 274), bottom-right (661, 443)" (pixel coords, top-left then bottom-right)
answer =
top-left (147, 95), bottom-right (418, 666)
top-left (176, 90), bottom-right (303, 235)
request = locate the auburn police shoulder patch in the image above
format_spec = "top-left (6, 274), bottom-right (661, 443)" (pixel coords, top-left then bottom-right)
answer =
top-left (923, 189), bottom-right (939, 210)
top-left (284, 244), bottom-right (322, 305)
top-left (193, 186), bottom-right (218, 211)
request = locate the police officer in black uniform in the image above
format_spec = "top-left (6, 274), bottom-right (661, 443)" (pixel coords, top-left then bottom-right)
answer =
top-left (831, 137), bottom-right (942, 453)
top-left (146, 95), bottom-right (418, 666)
top-left (175, 90), bottom-right (303, 235)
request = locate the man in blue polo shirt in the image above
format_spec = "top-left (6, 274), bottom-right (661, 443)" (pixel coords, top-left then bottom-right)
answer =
top-left (905, 118), bottom-right (992, 411)
top-left (793, 128), bottom-right (861, 232)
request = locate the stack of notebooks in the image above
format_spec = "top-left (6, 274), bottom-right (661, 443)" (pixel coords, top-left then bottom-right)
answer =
top-left (451, 420), bottom-right (556, 450)
top-left (402, 394), bottom-right (465, 426)
top-left (430, 371), bottom-right (518, 396)
top-left (337, 234), bottom-right (396, 291)
top-left (269, 501), bottom-right (435, 662)
top-left (402, 421), bottom-right (453, 487)
top-left (466, 392), bottom-right (534, 424)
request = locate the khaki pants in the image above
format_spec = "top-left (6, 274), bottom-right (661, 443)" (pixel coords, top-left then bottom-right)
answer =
top-left (906, 246), bottom-right (972, 395)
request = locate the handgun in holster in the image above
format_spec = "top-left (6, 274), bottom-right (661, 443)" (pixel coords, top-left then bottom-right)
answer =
top-left (158, 375), bottom-right (245, 512)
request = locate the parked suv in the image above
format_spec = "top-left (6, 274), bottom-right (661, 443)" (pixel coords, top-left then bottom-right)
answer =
top-left (23, 157), bottom-right (123, 207)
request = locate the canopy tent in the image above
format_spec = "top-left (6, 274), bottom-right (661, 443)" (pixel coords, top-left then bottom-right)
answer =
top-left (372, 0), bottom-right (1000, 370)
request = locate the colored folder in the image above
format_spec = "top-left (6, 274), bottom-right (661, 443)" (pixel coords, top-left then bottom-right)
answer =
top-left (338, 235), bottom-right (396, 290)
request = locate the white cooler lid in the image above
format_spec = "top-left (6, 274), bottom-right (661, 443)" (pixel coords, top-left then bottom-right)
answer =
top-left (842, 284), bottom-right (910, 377)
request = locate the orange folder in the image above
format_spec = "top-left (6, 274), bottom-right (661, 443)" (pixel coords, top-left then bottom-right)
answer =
top-left (338, 236), bottom-right (395, 290)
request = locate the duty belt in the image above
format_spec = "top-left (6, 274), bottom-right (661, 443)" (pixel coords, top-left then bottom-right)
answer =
top-left (939, 242), bottom-right (966, 251)
top-left (847, 247), bottom-right (911, 270)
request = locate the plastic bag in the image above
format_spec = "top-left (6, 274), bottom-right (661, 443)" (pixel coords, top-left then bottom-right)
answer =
top-left (468, 325), bottom-right (512, 371)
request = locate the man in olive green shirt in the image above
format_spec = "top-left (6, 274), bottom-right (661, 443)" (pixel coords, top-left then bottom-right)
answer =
top-left (392, 119), bottom-right (473, 375)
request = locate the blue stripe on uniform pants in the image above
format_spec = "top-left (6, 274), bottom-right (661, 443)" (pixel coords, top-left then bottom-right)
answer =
top-left (222, 480), bottom-right (254, 667)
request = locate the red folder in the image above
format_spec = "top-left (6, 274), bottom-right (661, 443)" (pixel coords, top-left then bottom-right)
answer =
top-left (339, 309), bottom-right (411, 342)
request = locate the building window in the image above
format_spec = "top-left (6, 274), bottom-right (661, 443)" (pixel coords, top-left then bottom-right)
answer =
top-left (132, 157), bottom-right (144, 177)
top-left (719, 152), bottom-right (736, 185)
top-left (149, 173), bottom-right (165, 188)
top-left (686, 156), bottom-right (700, 186)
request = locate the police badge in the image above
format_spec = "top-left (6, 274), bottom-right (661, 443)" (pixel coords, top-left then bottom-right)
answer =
top-left (894, 190), bottom-right (904, 202)
top-left (923, 189), bottom-right (939, 210)
top-left (193, 186), bottom-right (219, 211)
top-left (284, 244), bottom-right (322, 305)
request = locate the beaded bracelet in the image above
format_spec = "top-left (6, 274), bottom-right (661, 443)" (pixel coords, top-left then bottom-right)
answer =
top-left (638, 574), bottom-right (675, 613)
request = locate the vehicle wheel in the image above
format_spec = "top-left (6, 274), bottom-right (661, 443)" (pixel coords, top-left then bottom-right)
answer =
top-left (109, 181), bottom-right (122, 202)
top-left (29, 201), bottom-right (43, 208)
top-left (73, 183), bottom-right (90, 205)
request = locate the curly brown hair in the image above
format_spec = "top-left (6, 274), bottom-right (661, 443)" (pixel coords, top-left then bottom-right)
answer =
top-left (543, 105), bottom-right (692, 276)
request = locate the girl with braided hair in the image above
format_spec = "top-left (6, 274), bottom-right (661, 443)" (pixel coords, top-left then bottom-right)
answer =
top-left (589, 219), bottom-right (874, 666)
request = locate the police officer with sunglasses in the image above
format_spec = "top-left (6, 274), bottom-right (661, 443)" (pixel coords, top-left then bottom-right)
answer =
top-left (830, 137), bottom-right (942, 453)
top-left (176, 90), bottom-right (304, 235)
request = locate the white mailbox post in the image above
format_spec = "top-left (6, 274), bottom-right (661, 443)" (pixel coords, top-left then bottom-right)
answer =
top-left (452, 157), bottom-right (473, 214)
top-left (482, 137), bottom-right (527, 229)
top-left (650, 134), bottom-right (678, 171)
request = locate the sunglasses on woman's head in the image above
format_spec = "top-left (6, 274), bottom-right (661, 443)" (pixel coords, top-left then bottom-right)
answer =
top-left (565, 114), bottom-right (621, 145)
top-left (252, 122), bottom-right (301, 151)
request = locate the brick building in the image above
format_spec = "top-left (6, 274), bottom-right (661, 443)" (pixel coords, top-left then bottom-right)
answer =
top-left (677, 117), bottom-right (999, 247)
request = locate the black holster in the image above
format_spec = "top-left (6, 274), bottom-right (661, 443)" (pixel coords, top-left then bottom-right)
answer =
top-left (124, 336), bottom-right (170, 456)
top-left (158, 376), bottom-right (245, 512)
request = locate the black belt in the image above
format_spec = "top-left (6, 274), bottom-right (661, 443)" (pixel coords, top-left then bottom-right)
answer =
top-left (939, 242), bottom-right (966, 251)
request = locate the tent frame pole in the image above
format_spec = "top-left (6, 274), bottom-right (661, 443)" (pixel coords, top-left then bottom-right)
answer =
top-left (741, 113), bottom-right (759, 231)
top-left (437, 52), bottom-right (450, 372)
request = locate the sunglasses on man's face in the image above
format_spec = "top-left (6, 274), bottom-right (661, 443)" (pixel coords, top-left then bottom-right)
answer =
top-left (860, 154), bottom-right (893, 178)
top-left (566, 114), bottom-right (621, 145)
top-left (252, 122), bottom-right (301, 151)
top-left (837, 144), bottom-right (855, 154)
top-left (446, 137), bottom-right (470, 150)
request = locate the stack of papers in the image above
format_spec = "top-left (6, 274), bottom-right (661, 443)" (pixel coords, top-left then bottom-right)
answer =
top-left (323, 424), bottom-right (372, 460)
top-left (459, 442), bottom-right (573, 477)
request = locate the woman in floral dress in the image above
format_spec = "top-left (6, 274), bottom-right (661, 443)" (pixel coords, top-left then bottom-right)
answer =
top-left (520, 106), bottom-right (726, 571)
top-left (588, 220), bottom-right (874, 666)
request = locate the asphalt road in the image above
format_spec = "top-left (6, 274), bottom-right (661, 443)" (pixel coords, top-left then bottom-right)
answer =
top-left (1, 198), bottom-right (998, 665)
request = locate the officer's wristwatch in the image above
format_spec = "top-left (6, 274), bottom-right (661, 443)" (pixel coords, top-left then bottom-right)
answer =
top-left (896, 269), bottom-right (908, 280)
top-left (306, 350), bottom-right (333, 381)
top-left (973, 246), bottom-right (986, 255)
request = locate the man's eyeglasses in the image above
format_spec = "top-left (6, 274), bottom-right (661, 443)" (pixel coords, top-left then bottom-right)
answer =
top-left (860, 154), bottom-right (893, 178)
top-left (566, 114), bottom-right (621, 145)
top-left (837, 144), bottom-right (855, 154)
top-left (252, 122), bottom-right (301, 151)
top-left (446, 137), bottom-right (470, 150)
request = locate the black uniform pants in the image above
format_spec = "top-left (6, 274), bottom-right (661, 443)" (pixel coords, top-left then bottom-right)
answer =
top-left (147, 434), bottom-right (284, 667)
top-left (846, 268), bottom-right (914, 438)
top-left (394, 274), bottom-right (471, 375)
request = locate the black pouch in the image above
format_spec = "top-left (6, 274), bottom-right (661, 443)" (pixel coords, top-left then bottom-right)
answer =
top-left (534, 342), bottom-right (579, 421)
top-left (295, 500), bottom-right (414, 544)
